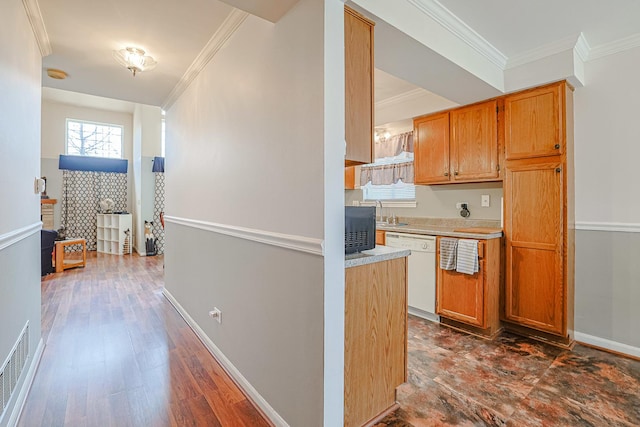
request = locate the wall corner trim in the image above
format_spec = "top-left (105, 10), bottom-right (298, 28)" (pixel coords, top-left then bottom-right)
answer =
top-left (21, 0), bottom-right (52, 57)
top-left (574, 332), bottom-right (640, 359)
top-left (164, 216), bottom-right (324, 256)
top-left (0, 222), bottom-right (42, 252)
top-left (161, 8), bottom-right (249, 110)
top-left (162, 289), bottom-right (290, 427)
top-left (7, 338), bottom-right (45, 427)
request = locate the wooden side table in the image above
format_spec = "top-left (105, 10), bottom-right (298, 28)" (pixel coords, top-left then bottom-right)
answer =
top-left (54, 238), bottom-right (87, 273)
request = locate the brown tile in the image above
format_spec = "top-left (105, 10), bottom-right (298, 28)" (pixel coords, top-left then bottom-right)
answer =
top-left (393, 315), bottom-right (640, 427)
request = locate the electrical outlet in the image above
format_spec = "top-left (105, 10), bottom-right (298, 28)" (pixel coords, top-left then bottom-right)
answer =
top-left (456, 202), bottom-right (468, 210)
top-left (481, 195), bottom-right (490, 207)
top-left (208, 308), bottom-right (222, 324)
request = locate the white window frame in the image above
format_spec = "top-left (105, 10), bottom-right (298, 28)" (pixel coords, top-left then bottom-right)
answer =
top-left (65, 119), bottom-right (124, 159)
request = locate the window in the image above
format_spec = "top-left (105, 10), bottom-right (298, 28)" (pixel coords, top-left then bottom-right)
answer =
top-left (362, 179), bottom-right (415, 201)
top-left (360, 131), bottom-right (415, 202)
top-left (66, 119), bottom-right (123, 158)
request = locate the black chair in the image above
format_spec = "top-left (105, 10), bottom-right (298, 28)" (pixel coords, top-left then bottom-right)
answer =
top-left (41, 229), bottom-right (58, 276)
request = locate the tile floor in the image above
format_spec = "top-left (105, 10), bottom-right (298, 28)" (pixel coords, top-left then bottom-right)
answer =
top-left (376, 316), bottom-right (640, 427)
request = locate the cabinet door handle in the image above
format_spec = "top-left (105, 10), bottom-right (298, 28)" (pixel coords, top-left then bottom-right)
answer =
top-left (454, 171), bottom-right (459, 175)
top-left (556, 167), bottom-right (562, 173)
top-left (555, 144), bottom-right (560, 149)
top-left (444, 172), bottom-right (449, 176)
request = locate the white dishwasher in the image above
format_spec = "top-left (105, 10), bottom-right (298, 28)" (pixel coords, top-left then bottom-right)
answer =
top-left (385, 232), bottom-right (439, 322)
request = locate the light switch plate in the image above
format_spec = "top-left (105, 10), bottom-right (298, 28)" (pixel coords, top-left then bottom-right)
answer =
top-left (481, 195), bottom-right (490, 207)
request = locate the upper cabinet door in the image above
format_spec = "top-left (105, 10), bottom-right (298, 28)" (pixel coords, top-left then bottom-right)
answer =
top-left (450, 100), bottom-right (499, 182)
top-left (504, 83), bottom-right (564, 160)
top-left (344, 7), bottom-right (374, 166)
top-left (413, 112), bottom-right (450, 184)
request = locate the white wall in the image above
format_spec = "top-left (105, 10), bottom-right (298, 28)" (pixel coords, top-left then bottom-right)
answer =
top-left (131, 104), bottom-right (162, 255)
top-left (165, 0), bottom-right (343, 424)
top-left (0, 1), bottom-right (43, 425)
top-left (572, 47), bottom-right (640, 352)
top-left (40, 100), bottom-right (134, 230)
top-left (346, 183), bottom-right (504, 220)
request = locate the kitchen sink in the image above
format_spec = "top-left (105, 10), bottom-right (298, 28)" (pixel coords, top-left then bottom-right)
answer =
top-left (377, 222), bottom-right (409, 227)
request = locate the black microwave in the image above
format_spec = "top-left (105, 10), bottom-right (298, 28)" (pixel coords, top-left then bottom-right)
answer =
top-left (345, 206), bottom-right (376, 254)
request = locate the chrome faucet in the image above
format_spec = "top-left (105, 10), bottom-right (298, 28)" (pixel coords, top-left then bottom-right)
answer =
top-left (376, 200), bottom-right (383, 222)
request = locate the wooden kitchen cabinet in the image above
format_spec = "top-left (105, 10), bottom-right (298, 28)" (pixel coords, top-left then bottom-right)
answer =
top-left (450, 100), bottom-right (499, 182)
top-left (503, 80), bottom-right (574, 341)
top-left (504, 82), bottom-right (564, 160)
top-left (413, 100), bottom-right (499, 185)
top-left (345, 257), bottom-right (407, 427)
top-left (413, 112), bottom-right (450, 184)
top-left (436, 238), bottom-right (501, 337)
top-left (375, 229), bottom-right (385, 246)
top-left (345, 6), bottom-right (374, 166)
top-left (504, 159), bottom-right (566, 335)
top-left (345, 166), bottom-right (357, 190)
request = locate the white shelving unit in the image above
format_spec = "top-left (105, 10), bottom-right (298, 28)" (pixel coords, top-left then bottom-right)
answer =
top-left (97, 213), bottom-right (132, 255)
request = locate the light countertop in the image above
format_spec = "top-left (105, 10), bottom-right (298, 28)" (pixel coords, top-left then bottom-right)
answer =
top-left (345, 246), bottom-right (410, 268)
top-left (376, 217), bottom-right (503, 240)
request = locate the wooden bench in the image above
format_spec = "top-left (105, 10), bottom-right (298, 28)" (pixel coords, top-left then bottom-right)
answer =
top-left (54, 238), bottom-right (87, 273)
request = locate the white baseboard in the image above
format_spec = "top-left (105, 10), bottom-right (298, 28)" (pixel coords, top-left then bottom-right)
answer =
top-left (8, 338), bottom-right (45, 427)
top-left (574, 332), bottom-right (640, 359)
top-left (162, 289), bottom-right (289, 427)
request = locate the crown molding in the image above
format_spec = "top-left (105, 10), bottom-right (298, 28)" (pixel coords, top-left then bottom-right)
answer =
top-left (505, 34), bottom-right (579, 69)
top-left (588, 32), bottom-right (640, 62)
top-left (22, 0), bottom-right (51, 57)
top-left (162, 9), bottom-right (249, 110)
top-left (406, 0), bottom-right (507, 69)
top-left (574, 33), bottom-right (591, 63)
top-left (375, 88), bottom-right (426, 109)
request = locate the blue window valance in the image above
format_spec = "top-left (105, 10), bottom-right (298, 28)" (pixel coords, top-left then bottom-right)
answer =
top-left (59, 155), bottom-right (128, 173)
top-left (152, 156), bottom-right (165, 173)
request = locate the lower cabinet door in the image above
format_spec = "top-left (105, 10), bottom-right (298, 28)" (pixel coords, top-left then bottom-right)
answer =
top-left (436, 262), bottom-right (485, 328)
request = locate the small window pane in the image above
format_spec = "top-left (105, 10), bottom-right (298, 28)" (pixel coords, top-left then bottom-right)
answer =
top-left (362, 179), bottom-right (415, 201)
top-left (66, 120), bottom-right (123, 159)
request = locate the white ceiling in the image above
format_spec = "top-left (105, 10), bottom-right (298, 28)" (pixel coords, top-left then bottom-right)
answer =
top-left (437, 0), bottom-right (640, 57)
top-left (40, 0), bottom-right (235, 106)
top-left (37, 0), bottom-right (640, 117)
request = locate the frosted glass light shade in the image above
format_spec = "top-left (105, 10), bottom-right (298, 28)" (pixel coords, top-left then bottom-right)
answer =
top-left (113, 47), bottom-right (157, 76)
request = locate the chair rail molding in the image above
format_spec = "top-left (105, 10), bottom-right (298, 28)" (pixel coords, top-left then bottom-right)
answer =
top-left (575, 221), bottom-right (640, 233)
top-left (164, 216), bottom-right (324, 256)
top-left (0, 222), bottom-right (42, 252)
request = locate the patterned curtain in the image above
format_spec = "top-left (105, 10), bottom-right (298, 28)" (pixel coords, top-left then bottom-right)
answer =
top-left (152, 172), bottom-right (165, 254)
top-left (61, 171), bottom-right (128, 250)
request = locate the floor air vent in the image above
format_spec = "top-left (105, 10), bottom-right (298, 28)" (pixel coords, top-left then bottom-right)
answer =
top-left (0, 322), bottom-right (29, 419)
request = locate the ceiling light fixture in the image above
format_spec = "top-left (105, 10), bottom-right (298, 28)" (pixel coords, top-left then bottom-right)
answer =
top-left (46, 68), bottom-right (68, 79)
top-left (113, 47), bottom-right (157, 77)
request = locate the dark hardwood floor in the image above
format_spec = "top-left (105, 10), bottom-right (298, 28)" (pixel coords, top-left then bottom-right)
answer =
top-left (19, 252), bottom-right (271, 427)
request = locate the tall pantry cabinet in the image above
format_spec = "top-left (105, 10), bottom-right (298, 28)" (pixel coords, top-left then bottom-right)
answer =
top-left (503, 82), bottom-right (574, 340)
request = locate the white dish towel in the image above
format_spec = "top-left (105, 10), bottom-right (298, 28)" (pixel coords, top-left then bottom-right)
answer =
top-left (439, 238), bottom-right (458, 270)
top-left (456, 239), bottom-right (479, 275)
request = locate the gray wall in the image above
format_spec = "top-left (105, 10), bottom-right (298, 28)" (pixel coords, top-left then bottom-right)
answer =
top-left (0, 0), bottom-right (43, 425)
top-left (575, 230), bottom-right (640, 348)
top-left (165, 223), bottom-right (324, 425)
top-left (164, 0), bottom-right (342, 423)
